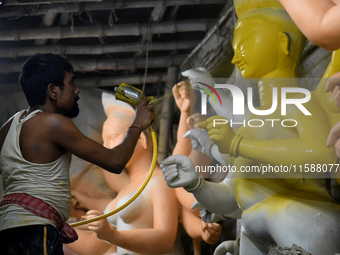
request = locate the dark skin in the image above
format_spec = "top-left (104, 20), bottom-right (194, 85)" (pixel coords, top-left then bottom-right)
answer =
top-left (0, 72), bottom-right (155, 174)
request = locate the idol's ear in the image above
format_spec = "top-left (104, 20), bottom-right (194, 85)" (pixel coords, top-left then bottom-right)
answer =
top-left (279, 32), bottom-right (290, 56)
top-left (139, 131), bottom-right (148, 149)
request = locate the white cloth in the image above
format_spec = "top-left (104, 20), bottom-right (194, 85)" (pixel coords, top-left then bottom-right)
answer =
top-left (0, 110), bottom-right (72, 231)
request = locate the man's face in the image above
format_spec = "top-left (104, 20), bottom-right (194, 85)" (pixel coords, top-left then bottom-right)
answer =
top-left (60, 72), bottom-right (80, 118)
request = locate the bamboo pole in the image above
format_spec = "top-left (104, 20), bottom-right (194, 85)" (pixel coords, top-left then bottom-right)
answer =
top-left (5, 0), bottom-right (101, 5)
top-left (77, 73), bottom-right (168, 89)
top-left (157, 66), bottom-right (178, 163)
top-left (0, 19), bottom-right (215, 41)
top-left (1, 0), bottom-right (227, 17)
top-left (0, 54), bottom-right (186, 73)
top-left (0, 73), bottom-right (168, 94)
top-left (0, 40), bottom-right (200, 58)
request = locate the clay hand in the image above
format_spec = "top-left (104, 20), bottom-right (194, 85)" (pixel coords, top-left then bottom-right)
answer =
top-left (184, 129), bottom-right (214, 158)
top-left (181, 67), bottom-right (216, 95)
top-left (70, 191), bottom-right (90, 220)
top-left (213, 240), bottom-right (237, 255)
top-left (82, 210), bottom-right (114, 241)
top-left (326, 121), bottom-right (340, 158)
top-left (325, 71), bottom-right (340, 108)
top-left (132, 98), bottom-right (156, 130)
top-left (186, 113), bottom-right (207, 129)
top-left (173, 81), bottom-right (192, 113)
top-left (160, 155), bottom-right (202, 192)
top-left (191, 200), bottom-right (226, 223)
top-left (199, 116), bottom-right (236, 155)
top-left (201, 221), bottom-right (222, 245)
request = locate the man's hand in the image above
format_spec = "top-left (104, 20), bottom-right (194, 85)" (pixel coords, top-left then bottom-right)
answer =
top-left (132, 98), bottom-right (155, 130)
top-left (199, 116), bottom-right (236, 155)
top-left (325, 71), bottom-right (340, 108)
top-left (82, 210), bottom-right (115, 241)
top-left (327, 121), bottom-right (340, 158)
top-left (184, 129), bottom-right (214, 158)
top-left (173, 81), bottom-right (192, 113)
top-left (160, 155), bottom-right (202, 192)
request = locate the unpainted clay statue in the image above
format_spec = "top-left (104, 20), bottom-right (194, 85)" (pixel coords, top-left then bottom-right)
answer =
top-left (324, 51), bottom-right (340, 158)
top-left (278, 0), bottom-right (340, 51)
top-left (172, 81), bottom-right (223, 255)
top-left (67, 92), bottom-right (178, 255)
top-left (69, 164), bottom-right (118, 221)
top-left (160, 0), bottom-right (340, 254)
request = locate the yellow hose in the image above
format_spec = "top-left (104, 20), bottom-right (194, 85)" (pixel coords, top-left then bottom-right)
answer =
top-left (70, 127), bottom-right (157, 227)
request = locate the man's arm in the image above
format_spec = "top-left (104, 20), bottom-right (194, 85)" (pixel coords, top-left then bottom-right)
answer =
top-left (279, 0), bottom-right (340, 50)
top-left (51, 98), bottom-right (155, 174)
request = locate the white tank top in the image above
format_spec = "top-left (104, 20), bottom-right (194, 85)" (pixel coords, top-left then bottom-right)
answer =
top-left (0, 110), bottom-right (72, 231)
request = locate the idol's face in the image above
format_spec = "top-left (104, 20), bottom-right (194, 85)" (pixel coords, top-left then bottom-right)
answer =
top-left (232, 19), bottom-right (282, 79)
top-left (102, 119), bottom-right (141, 169)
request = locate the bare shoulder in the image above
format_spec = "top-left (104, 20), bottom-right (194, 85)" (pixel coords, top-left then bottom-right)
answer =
top-left (34, 112), bottom-right (79, 136)
top-left (21, 112), bottom-right (82, 148)
top-left (38, 112), bottom-right (75, 128)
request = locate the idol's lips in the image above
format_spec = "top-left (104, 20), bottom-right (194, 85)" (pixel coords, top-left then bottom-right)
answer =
top-left (237, 62), bottom-right (246, 70)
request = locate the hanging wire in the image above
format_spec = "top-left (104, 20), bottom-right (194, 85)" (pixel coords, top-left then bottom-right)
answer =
top-left (108, 8), bottom-right (118, 26)
top-left (70, 13), bottom-right (74, 33)
top-left (109, 0), bottom-right (118, 26)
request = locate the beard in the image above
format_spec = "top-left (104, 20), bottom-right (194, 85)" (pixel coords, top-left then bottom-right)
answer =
top-left (63, 96), bottom-right (80, 118)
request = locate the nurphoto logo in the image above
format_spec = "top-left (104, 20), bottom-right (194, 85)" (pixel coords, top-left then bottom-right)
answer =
top-left (200, 84), bottom-right (312, 128)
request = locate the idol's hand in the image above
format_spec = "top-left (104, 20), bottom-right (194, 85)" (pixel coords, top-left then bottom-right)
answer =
top-left (181, 67), bottom-right (216, 95)
top-left (191, 201), bottom-right (226, 223)
top-left (201, 221), bottom-right (222, 245)
top-left (213, 240), bottom-right (237, 255)
top-left (327, 121), bottom-right (340, 158)
top-left (199, 116), bottom-right (236, 156)
top-left (186, 113), bottom-right (207, 129)
top-left (160, 155), bottom-right (203, 192)
top-left (184, 129), bottom-right (214, 158)
top-left (325, 71), bottom-right (340, 108)
top-left (173, 81), bottom-right (191, 113)
top-left (82, 210), bottom-right (115, 242)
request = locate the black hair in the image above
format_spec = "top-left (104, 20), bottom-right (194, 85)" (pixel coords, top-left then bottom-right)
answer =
top-left (19, 53), bottom-right (74, 107)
